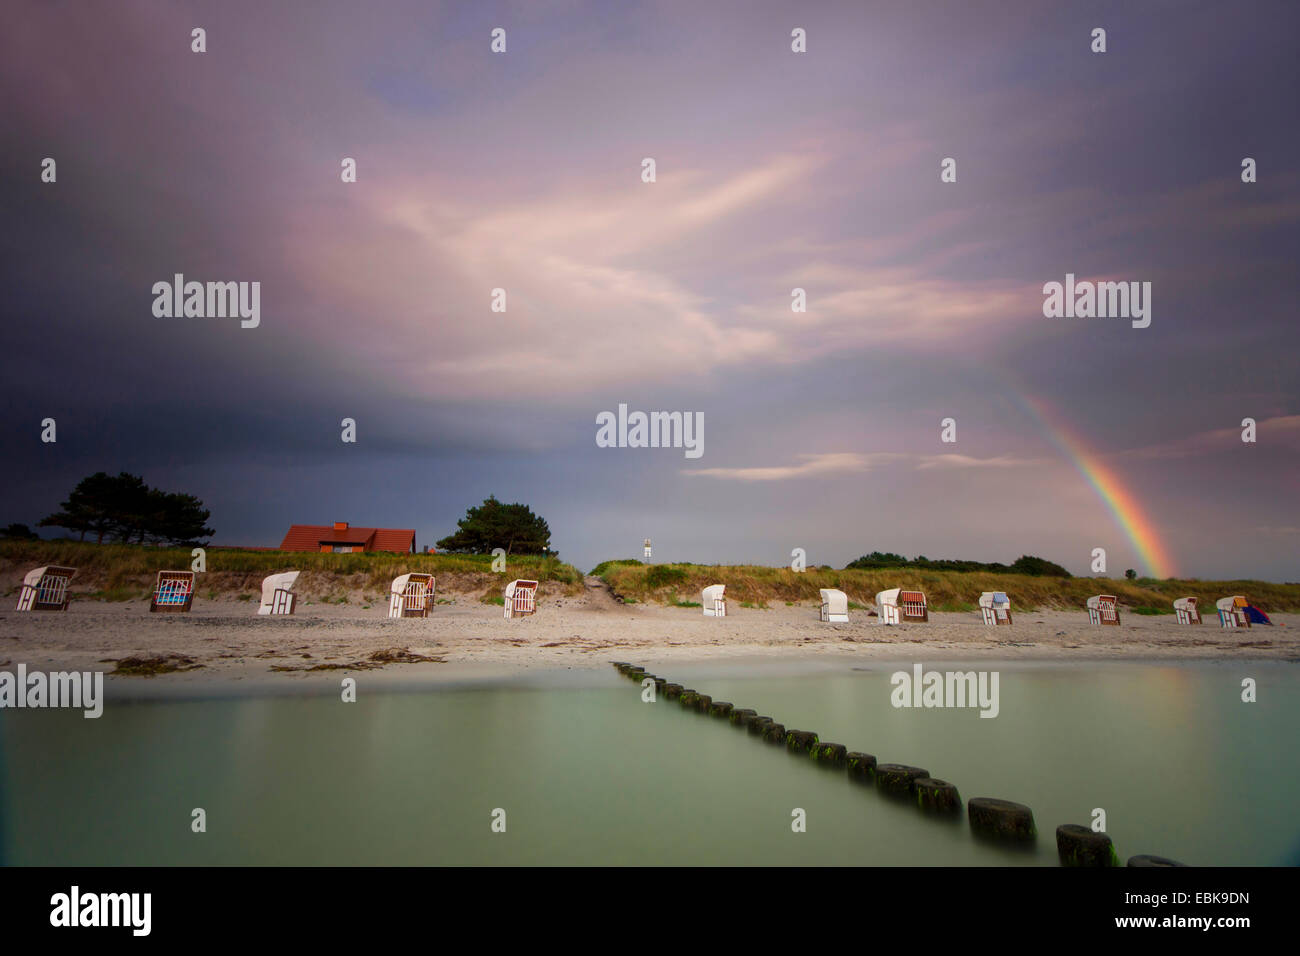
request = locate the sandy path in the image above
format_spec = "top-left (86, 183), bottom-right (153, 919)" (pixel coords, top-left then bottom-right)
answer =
top-left (1, 592), bottom-right (1296, 686)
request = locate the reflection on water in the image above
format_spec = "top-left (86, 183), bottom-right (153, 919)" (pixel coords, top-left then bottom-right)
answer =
top-left (1, 661), bottom-right (1296, 865)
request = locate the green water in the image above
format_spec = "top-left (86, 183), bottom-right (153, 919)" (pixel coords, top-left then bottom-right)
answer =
top-left (1, 661), bottom-right (1296, 865)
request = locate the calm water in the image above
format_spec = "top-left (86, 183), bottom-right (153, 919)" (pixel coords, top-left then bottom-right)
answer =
top-left (2, 661), bottom-right (1297, 865)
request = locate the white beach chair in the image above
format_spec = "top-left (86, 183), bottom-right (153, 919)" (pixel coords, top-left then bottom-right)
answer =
top-left (1216, 596), bottom-right (1249, 629)
top-left (388, 572), bottom-right (433, 618)
top-left (819, 588), bottom-right (848, 622)
top-left (504, 579), bottom-right (538, 619)
top-left (702, 584), bottom-right (726, 617)
top-left (258, 571), bottom-right (300, 615)
top-left (151, 570), bottom-right (195, 613)
top-left (1087, 594), bottom-right (1120, 626)
top-left (979, 591), bottom-right (1012, 626)
top-left (1173, 597), bottom-right (1201, 625)
top-left (15, 566), bottom-right (76, 611)
top-left (875, 588), bottom-right (901, 625)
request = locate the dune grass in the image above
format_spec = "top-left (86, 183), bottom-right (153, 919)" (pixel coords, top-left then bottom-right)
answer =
top-left (0, 540), bottom-right (584, 601)
top-left (595, 561), bottom-right (1300, 612)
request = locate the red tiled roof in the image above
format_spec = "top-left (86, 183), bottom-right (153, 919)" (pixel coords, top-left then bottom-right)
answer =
top-left (279, 524), bottom-right (416, 553)
top-left (370, 528), bottom-right (419, 552)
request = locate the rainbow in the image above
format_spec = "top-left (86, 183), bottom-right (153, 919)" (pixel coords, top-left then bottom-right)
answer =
top-left (1014, 393), bottom-right (1176, 580)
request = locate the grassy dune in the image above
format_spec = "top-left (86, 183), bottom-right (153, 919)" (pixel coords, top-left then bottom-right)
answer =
top-left (593, 561), bottom-right (1300, 613)
top-left (0, 541), bottom-right (584, 605)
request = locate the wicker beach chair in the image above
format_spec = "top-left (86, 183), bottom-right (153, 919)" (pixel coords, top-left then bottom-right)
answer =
top-left (979, 591), bottom-right (1012, 626)
top-left (151, 570), bottom-right (195, 613)
top-left (899, 590), bottom-right (928, 622)
top-left (819, 588), bottom-right (848, 622)
top-left (1216, 596), bottom-right (1249, 629)
top-left (504, 579), bottom-right (538, 619)
top-left (1087, 594), bottom-right (1120, 626)
top-left (1173, 597), bottom-right (1201, 625)
top-left (877, 588), bottom-right (927, 624)
top-left (15, 566), bottom-right (76, 611)
top-left (388, 573), bottom-right (433, 618)
top-left (258, 571), bottom-right (300, 615)
top-left (702, 584), bottom-right (726, 617)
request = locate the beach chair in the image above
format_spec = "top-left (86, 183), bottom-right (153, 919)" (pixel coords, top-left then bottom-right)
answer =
top-left (258, 571), bottom-right (300, 615)
top-left (701, 584), bottom-right (726, 617)
top-left (151, 570), bottom-right (195, 613)
top-left (1087, 594), bottom-right (1120, 626)
top-left (875, 588), bottom-right (901, 625)
top-left (897, 589), bottom-right (929, 622)
top-left (388, 573), bottom-right (433, 618)
top-left (1216, 596), bottom-right (1249, 629)
top-left (819, 588), bottom-right (848, 623)
top-left (15, 566), bottom-right (76, 611)
top-left (504, 579), bottom-right (538, 619)
top-left (979, 591), bottom-right (1012, 626)
top-left (1173, 597), bottom-right (1201, 625)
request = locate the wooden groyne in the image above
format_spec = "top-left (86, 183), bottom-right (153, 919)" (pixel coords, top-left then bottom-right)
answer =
top-left (611, 662), bottom-right (1184, 867)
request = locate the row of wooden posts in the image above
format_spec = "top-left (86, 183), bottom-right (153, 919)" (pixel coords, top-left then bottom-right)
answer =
top-left (611, 661), bottom-right (1185, 867)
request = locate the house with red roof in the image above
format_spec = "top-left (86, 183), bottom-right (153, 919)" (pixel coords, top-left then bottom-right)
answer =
top-left (279, 521), bottom-right (417, 554)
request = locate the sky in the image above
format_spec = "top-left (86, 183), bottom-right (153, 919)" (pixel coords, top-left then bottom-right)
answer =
top-left (1, 0), bottom-right (1297, 579)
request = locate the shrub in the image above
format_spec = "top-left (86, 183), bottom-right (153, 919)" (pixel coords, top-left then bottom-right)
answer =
top-left (644, 565), bottom-right (688, 589)
top-left (591, 558), bottom-right (643, 576)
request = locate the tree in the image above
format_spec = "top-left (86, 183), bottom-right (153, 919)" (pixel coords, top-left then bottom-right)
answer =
top-left (39, 472), bottom-right (213, 546)
top-left (39, 472), bottom-right (137, 543)
top-left (844, 552), bottom-right (1070, 577)
top-left (1125, 568), bottom-right (1137, 580)
top-left (1008, 555), bottom-right (1072, 578)
top-left (845, 551), bottom-right (911, 569)
top-left (0, 523), bottom-right (39, 540)
top-left (148, 491), bottom-right (213, 546)
top-left (436, 496), bottom-right (552, 555)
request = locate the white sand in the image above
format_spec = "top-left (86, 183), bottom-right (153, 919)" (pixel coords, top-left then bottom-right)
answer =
top-left (1, 576), bottom-right (1295, 688)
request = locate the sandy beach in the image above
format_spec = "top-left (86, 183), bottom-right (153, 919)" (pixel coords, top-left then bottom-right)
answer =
top-left (2, 576), bottom-right (1295, 687)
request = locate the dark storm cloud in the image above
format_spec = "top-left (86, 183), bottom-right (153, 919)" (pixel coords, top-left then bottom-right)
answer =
top-left (1, 0), bottom-right (1296, 576)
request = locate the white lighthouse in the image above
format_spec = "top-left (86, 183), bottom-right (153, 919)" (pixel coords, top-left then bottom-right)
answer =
top-left (643, 538), bottom-right (652, 561)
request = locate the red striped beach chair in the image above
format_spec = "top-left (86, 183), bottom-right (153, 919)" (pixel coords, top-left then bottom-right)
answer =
top-left (1173, 597), bottom-right (1201, 625)
top-left (1087, 594), bottom-right (1120, 626)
